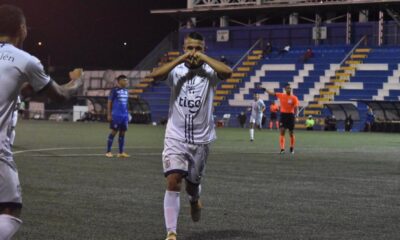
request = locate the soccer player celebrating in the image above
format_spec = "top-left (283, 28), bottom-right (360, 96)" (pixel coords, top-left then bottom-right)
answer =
top-left (265, 84), bottom-right (299, 154)
top-left (269, 101), bottom-right (280, 130)
top-left (0, 5), bottom-right (82, 239)
top-left (105, 75), bottom-right (130, 158)
top-left (149, 32), bottom-right (232, 240)
top-left (249, 93), bottom-right (265, 141)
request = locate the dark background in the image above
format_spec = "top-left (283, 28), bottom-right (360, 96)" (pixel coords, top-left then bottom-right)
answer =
top-left (2, 0), bottom-right (185, 69)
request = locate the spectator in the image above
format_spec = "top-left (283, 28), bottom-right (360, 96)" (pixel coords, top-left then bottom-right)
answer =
top-left (305, 115), bottom-right (315, 130)
top-left (262, 41), bottom-right (273, 59)
top-left (324, 115), bottom-right (337, 131)
top-left (238, 112), bottom-right (247, 128)
top-left (345, 114), bottom-right (354, 132)
top-left (364, 107), bottom-right (375, 132)
top-left (220, 55), bottom-right (230, 66)
top-left (277, 44), bottom-right (290, 57)
top-left (302, 48), bottom-right (314, 63)
top-left (330, 115), bottom-right (337, 131)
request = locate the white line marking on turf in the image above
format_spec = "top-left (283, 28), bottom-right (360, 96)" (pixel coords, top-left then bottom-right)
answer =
top-left (13, 146), bottom-right (161, 155)
top-left (13, 146), bottom-right (399, 156)
top-left (30, 153), bottom-right (161, 157)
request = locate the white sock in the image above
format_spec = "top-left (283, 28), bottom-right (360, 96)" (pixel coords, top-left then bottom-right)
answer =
top-left (0, 214), bottom-right (22, 240)
top-left (10, 129), bottom-right (16, 146)
top-left (188, 184), bottom-right (201, 203)
top-left (250, 129), bottom-right (254, 139)
top-left (164, 191), bottom-right (180, 234)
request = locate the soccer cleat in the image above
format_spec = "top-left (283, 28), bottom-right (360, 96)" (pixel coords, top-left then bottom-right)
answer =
top-left (165, 231), bottom-right (177, 240)
top-left (280, 149), bottom-right (285, 154)
top-left (105, 152), bottom-right (113, 158)
top-left (117, 152), bottom-right (130, 158)
top-left (190, 200), bottom-right (202, 222)
top-left (250, 139), bottom-right (254, 142)
top-left (290, 147), bottom-right (294, 154)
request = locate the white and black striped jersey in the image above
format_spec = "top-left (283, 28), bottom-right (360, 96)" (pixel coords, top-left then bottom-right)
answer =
top-left (164, 63), bottom-right (221, 144)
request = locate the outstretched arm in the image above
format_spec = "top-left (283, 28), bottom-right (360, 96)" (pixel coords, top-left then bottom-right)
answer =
top-left (264, 89), bottom-right (275, 96)
top-left (148, 52), bottom-right (191, 81)
top-left (194, 52), bottom-right (232, 80)
top-left (21, 68), bottom-right (83, 102)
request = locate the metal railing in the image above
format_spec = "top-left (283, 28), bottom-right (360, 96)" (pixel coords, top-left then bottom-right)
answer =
top-left (133, 31), bottom-right (179, 71)
top-left (297, 35), bottom-right (367, 117)
top-left (339, 35), bottom-right (367, 66)
top-left (232, 38), bottom-right (262, 70)
top-left (191, 0), bottom-right (399, 8)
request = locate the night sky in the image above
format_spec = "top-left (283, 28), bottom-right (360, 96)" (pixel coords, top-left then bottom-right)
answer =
top-left (2, 0), bottom-right (185, 69)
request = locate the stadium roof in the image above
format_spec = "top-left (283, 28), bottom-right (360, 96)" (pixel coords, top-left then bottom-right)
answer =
top-left (151, 0), bottom-right (400, 19)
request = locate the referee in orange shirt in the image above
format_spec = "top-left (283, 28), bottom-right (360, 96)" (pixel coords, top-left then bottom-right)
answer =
top-left (269, 101), bottom-right (280, 130)
top-left (264, 83), bottom-right (299, 154)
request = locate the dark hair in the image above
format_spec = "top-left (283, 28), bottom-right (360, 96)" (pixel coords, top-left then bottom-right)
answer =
top-left (285, 83), bottom-right (291, 87)
top-left (117, 74), bottom-right (128, 81)
top-left (117, 75), bottom-right (127, 81)
top-left (187, 32), bottom-right (204, 41)
top-left (0, 5), bottom-right (25, 37)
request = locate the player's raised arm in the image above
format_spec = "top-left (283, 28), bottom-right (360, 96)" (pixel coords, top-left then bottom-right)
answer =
top-left (21, 68), bottom-right (83, 102)
top-left (264, 88), bottom-right (275, 96)
top-left (148, 52), bottom-right (191, 81)
top-left (193, 52), bottom-right (232, 80)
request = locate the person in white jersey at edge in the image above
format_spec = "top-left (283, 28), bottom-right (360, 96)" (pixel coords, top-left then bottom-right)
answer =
top-left (149, 32), bottom-right (232, 240)
top-left (0, 5), bottom-right (82, 240)
top-left (8, 96), bottom-right (21, 147)
top-left (249, 93), bottom-right (266, 141)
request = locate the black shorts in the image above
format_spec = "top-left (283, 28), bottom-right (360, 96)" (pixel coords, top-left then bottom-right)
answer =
top-left (279, 113), bottom-right (295, 131)
top-left (270, 112), bottom-right (277, 120)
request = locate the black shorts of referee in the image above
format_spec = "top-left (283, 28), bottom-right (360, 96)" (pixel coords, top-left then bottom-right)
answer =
top-left (279, 113), bottom-right (295, 131)
top-left (270, 112), bottom-right (277, 121)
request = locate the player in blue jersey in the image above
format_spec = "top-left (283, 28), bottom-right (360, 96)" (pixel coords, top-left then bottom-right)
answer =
top-left (106, 75), bottom-right (130, 158)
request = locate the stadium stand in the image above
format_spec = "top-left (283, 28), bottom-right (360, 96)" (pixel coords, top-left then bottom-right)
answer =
top-left (77, 0), bottom-right (400, 131)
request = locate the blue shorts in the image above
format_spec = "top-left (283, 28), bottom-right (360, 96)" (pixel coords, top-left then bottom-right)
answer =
top-left (110, 116), bottom-right (129, 131)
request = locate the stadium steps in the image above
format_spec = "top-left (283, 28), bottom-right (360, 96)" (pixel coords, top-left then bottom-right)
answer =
top-left (300, 47), bottom-right (372, 128)
top-left (213, 49), bottom-right (263, 107)
top-left (130, 51), bottom-right (178, 98)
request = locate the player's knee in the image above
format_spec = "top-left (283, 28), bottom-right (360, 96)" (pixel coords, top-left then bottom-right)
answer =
top-left (119, 131), bottom-right (125, 137)
top-left (166, 173), bottom-right (183, 191)
top-left (0, 205), bottom-right (21, 218)
top-left (185, 181), bottom-right (199, 194)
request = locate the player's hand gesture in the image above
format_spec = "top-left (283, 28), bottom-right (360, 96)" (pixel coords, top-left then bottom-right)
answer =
top-left (192, 51), bottom-right (206, 61)
top-left (64, 68), bottom-right (83, 89)
top-left (177, 52), bottom-right (192, 64)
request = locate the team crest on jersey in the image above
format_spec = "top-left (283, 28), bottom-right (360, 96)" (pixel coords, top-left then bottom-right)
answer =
top-left (186, 85), bottom-right (195, 94)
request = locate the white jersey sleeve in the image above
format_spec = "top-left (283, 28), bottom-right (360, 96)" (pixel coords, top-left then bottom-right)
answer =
top-left (164, 69), bottom-right (174, 87)
top-left (25, 56), bottom-right (51, 92)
